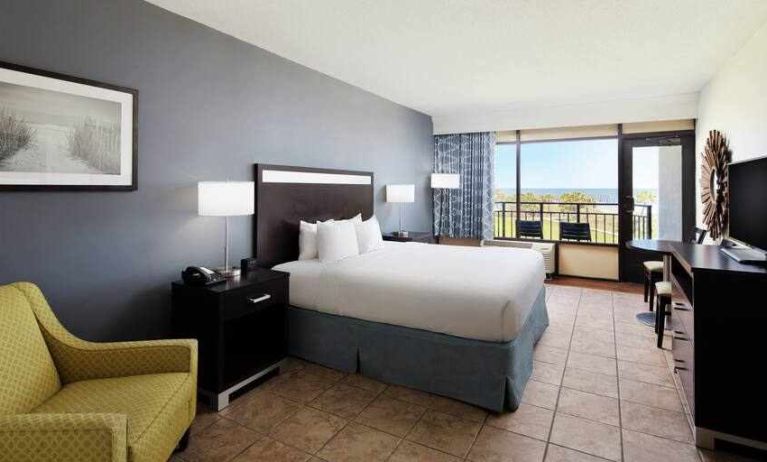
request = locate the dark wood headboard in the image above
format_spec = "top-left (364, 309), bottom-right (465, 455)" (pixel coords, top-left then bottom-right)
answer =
top-left (254, 164), bottom-right (374, 268)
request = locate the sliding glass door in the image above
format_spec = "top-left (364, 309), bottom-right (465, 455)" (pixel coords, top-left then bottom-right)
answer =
top-left (618, 132), bottom-right (695, 282)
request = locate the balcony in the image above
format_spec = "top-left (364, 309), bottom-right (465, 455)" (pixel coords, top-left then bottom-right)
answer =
top-left (493, 201), bottom-right (653, 245)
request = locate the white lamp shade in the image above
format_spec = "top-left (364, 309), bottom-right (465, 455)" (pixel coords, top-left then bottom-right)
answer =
top-left (431, 173), bottom-right (460, 189)
top-left (198, 181), bottom-right (255, 216)
top-left (386, 184), bottom-right (415, 203)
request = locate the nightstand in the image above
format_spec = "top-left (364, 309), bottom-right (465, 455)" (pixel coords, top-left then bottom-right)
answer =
top-left (171, 268), bottom-right (289, 410)
top-left (382, 231), bottom-right (435, 243)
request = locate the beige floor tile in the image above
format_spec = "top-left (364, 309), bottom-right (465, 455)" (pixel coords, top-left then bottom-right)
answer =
top-left (619, 378), bottom-right (683, 412)
top-left (310, 384), bottom-right (378, 419)
top-left (303, 363), bottom-right (347, 382)
top-left (622, 429), bottom-right (699, 462)
top-left (523, 379), bottom-right (560, 410)
top-left (567, 352), bottom-right (617, 377)
top-left (383, 385), bottom-right (434, 407)
top-left (562, 368), bottom-right (618, 399)
top-left (538, 327), bottom-right (573, 349)
top-left (232, 436), bottom-right (311, 462)
top-left (428, 395), bottom-right (487, 423)
top-left (389, 440), bottom-right (461, 462)
top-left (557, 388), bottom-right (619, 426)
top-left (620, 400), bottom-right (694, 443)
top-left (191, 404), bottom-right (222, 436)
top-left (574, 317), bottom-right (615, 332)
top-left (617, 361), bottom-right (674, 388)
top-left (222, 390), bottom-right (301, 433)
top-left (354, 396), bottom-right (426, 437)
top-left (407, 410), bottom-right (482, 458)
top-left (572, 325), bottom-right (615, 343)
top-left (180, 417), bottom-right (261, 462)
top-left (616, 344), bottom-right (667, 367)
top-left (616, 331), bottom-right (657, 350)
top-left (265, 370), bottom-right (337, 404)
top-left (549, 413), bottom-right (621, 461)
top-left (615, 321), bottom-right (655, 337)
top-left (317, 423), bottom-right (399, 462)
top-left (570, 335), bottom-right (616, 359)
top-left (468, 425), bottom-right (546, 461)
top-left (486, 403), bottom-right (553, 440)
top-left (545, 444), bottom-right (610, 461)
top-left (269, 407), bottom-right (347, 453)
top-left (533, 344), bottom-right (569, 366)
top-left (532, 360), bottom-right (565, 385)
top-left (341, 374), bottom-right (387, 394)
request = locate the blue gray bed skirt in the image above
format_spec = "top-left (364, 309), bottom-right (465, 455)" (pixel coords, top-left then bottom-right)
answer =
top-left (286, 286), bottom-right (548, 412)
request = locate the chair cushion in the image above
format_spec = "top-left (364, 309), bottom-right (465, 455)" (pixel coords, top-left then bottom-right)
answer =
top-left (643, 261), bottom-right (664, 272)
top-left (33, 372), bottom-right (193, 462)
top-left (0, 285), bottom-right (61, 414)
top-left (655, 281), bottom-right (673, 295)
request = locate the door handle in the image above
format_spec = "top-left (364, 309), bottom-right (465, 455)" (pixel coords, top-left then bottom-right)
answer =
top-left (624, 196), bottom-right (635, 214)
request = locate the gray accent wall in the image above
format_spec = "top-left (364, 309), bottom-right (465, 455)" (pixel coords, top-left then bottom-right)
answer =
top-left (0, 0), bottom-right (433, 341)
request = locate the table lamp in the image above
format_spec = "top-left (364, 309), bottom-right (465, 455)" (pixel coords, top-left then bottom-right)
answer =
top-left (386, 184), bottom-right (415, 237)
top-left (198, 181), bottom-right (254, 277)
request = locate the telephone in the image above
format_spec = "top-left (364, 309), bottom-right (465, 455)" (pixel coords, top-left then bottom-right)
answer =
top-left (181, 266), bottom-right (226, 286)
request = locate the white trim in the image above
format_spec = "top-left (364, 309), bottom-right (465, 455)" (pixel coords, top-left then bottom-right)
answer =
top-left (262, 169), bottom-right (371, 185)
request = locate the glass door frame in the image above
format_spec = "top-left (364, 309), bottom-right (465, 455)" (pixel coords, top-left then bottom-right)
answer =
top-left (618, 129), bottom-right (696, 282)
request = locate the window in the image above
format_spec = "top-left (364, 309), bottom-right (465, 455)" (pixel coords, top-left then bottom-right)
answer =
top-left (494, 138), bottom-right (621, 244)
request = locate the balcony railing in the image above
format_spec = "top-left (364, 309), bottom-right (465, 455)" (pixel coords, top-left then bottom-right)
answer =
top-left (493, 201), bottom-right (653, 245)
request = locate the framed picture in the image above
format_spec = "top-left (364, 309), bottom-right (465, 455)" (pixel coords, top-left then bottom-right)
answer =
top-left (0, 61), bottom-right (137, 191)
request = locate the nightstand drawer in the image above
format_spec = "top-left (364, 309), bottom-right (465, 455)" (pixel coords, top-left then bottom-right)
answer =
top-left (222, 278), bottom-right (288, 321)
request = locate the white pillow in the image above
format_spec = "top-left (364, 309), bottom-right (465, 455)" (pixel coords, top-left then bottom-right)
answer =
top-left (341, 213), bottom-right (362, 224)
top-left (355, 216), bottom-right (384, 254)
top-left (298, 219), bottom-right (333, 260)
top-left (317, 220), bottom-right (360, 263)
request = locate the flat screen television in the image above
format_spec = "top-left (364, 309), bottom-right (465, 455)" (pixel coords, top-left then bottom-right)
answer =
top-left (728, 155), bottom-right (767, 253)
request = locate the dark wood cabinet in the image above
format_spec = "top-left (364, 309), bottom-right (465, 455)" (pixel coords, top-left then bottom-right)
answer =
top-left (667, 243), bottom-right (767, 450)
top-left (171, 268), bottom-right (289, 410)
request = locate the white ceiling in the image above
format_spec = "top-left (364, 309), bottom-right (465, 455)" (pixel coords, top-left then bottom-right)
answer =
top-left (148, 0), bottom-right (767, 132)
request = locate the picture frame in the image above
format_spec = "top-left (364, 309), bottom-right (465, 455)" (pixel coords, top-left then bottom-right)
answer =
top-left (0, 60), bottom-right (137, 191)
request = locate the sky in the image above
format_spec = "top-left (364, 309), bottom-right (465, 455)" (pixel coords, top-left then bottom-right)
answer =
top-left (495, 139), bottom-right (660, 190)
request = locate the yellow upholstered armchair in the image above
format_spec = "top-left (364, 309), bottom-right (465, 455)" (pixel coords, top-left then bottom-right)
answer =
top-left (0, 282), bottom-right (197, 462)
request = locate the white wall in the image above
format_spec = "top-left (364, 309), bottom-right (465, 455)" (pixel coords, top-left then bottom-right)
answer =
top-left (696, 20), bottom-right (767, 227)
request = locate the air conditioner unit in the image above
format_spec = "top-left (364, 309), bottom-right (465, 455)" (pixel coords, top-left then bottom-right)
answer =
top-left (482, 240), bottom-right (556, 276)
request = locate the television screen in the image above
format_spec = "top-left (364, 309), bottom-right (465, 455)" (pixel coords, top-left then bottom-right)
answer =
top-left (728, 156), bottom-right (767, 251)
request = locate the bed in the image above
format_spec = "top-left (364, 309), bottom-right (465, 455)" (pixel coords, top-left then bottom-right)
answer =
top-left (253, 164), bottom-right (548, 411)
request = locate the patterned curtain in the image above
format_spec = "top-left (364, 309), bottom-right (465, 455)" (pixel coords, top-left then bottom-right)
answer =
top-left (433, 132), bottom-right (496, 240)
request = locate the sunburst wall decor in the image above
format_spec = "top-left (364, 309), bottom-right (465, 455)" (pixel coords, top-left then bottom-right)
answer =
top-left (700, 130), bottom-right (731, 240)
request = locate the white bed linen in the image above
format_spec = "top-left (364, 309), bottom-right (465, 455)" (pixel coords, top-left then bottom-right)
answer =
top-left (273, 241), bottom-right (546, 342)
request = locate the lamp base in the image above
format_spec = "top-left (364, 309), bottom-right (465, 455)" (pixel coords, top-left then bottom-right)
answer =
top-left (215, 266), bottom-right (241, 278)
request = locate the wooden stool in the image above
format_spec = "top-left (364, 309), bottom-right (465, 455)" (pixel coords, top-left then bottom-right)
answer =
top-left (654, 281), bottom-right (672, 348)
top-left (643, 261), bottom-right (663, 310)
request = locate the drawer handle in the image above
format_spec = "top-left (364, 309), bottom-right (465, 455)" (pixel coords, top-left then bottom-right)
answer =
top-left (674, 366), bottom-right (688, 373)
top-left (674, 335), bottom-right (689, 341)
top-left (247, 294), bottom-right (271, 305)
top-left (674, 305), bottom-right (691, 311)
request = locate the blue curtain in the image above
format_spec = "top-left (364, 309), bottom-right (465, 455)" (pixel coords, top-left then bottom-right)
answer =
top-left (433, 132), bottom-right (496, 239)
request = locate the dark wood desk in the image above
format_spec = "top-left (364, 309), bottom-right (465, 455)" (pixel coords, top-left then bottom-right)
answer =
top-left (633, 241), bottom-right (767, 451)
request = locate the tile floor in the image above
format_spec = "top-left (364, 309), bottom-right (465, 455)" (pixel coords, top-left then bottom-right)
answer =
top-left (173, 283), bottom-right (760, 462)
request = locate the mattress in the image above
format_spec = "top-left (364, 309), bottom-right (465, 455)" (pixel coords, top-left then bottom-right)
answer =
top-left (273, 242), bottom-right (546, 342)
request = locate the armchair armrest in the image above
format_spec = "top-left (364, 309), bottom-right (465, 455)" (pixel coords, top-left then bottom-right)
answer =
top-left (0, 413), bottom-right (127, 462)
top-left (47, 337), bottom-right (198, 384)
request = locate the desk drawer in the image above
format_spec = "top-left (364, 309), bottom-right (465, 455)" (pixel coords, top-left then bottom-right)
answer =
top-left (673, 302), bottom-right (694, 343)
top-left (222, 278), bottom-right (288, 321)
top-left (672, 325), bottom-right (695, 418)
